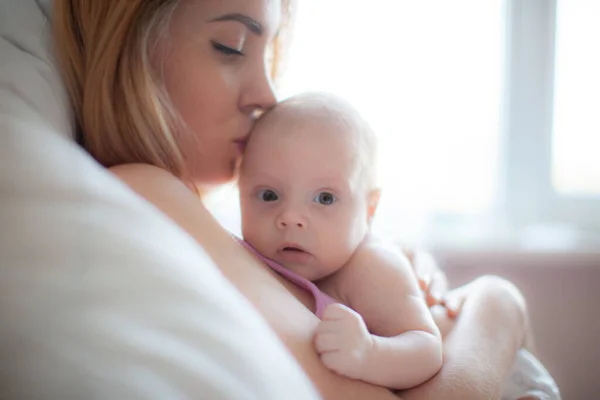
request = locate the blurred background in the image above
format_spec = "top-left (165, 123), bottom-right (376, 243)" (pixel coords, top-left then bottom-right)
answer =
top-left (209, 1), bottom-right (600, 397)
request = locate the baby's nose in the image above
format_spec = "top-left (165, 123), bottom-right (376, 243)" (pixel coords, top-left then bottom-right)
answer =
top-left (276, 211), bottom-right (306, 229)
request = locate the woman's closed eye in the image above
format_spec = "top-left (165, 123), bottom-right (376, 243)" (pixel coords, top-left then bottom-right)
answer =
top-left (313, 192), bottom-right (337, 205)
top-left (257, 189), bottom-right (279, 202)
top-left (211, 41), bottom-right (244, 56)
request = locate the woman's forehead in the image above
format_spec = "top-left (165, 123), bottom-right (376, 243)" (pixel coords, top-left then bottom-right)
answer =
top-left (180, 0), bottom-right (282, 36)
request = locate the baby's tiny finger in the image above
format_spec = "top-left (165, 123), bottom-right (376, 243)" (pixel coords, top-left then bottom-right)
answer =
top-left (314, 332), bottom-right (341, 354)
top-left (316, 320), bottom-right (342, 335)
top-left (443, 297), bottom-right (461, 319)
top-left (421, 273), bottom-right (432, 289)
top-left (320, 351), bottom-right (344, 375)
top-left (321, 303), bottom-right (351, 321)
top-left (426, 291), bottom-right (442, 307)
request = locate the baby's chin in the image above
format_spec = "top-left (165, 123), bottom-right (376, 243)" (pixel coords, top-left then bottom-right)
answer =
top-left (276, 258), bottom-right (335, 282)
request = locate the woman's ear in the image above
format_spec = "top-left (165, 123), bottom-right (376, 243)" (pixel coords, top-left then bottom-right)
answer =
top-left (367, 188), bottom-right (381, 223)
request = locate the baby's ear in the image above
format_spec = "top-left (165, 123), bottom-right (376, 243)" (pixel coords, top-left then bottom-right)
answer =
top-left (367, 188), bottom-right (382, 222)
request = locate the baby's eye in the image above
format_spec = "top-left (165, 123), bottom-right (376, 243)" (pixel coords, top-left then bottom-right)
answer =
top-left (313, 192), bottom-right (336, 205)
top-left (257, 189), bottom-right (279, 202)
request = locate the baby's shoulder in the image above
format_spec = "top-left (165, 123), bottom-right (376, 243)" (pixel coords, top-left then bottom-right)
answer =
top-left (323, 237), bottom-right (415, 303)
top-left (351, 235), bottom-right (414, 274)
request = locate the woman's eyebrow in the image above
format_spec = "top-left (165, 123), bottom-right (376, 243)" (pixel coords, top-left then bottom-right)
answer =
top-left (209, 13), bottom-right (263, 36)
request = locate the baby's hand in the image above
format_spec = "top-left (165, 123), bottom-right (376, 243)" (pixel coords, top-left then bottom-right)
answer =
top-left (313, 303), bottom-right (373, 380)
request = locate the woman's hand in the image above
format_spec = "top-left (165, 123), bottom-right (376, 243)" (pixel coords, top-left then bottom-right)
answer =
top-left (402, 246), bottom-right (461, 318)
top-left (399, 242), bottom-right (534, 352)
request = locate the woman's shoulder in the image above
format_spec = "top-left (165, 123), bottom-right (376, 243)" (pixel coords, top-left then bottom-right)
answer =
top-left (109, 163), bottom-right (220, 246)
top-left (110, 163), bottom-right (205, 215)
top-left (110, 163), bottom-right (189, 194)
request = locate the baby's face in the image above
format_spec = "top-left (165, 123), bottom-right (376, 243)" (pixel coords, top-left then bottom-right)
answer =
top-left (239, 112), bottom-right (373, 281)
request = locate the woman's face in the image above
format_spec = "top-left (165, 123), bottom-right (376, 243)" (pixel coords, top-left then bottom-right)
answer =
top-left (160, 0), bottom-right (281, 187)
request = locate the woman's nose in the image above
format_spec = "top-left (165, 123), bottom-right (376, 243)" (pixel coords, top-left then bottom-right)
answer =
top-left (240, 65), bottom-right (278, 117)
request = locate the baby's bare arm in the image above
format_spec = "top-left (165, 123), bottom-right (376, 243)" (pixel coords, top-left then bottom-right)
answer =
top-left (325, 237), bottom-right (443, 389)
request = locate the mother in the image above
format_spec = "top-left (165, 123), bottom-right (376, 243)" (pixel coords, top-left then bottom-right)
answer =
top-left (53, 0), bottom-right (529, 398)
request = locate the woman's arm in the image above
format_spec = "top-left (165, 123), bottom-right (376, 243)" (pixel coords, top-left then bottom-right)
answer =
top-left (110, 164), bottom-right (399, 400)
top-left (400, 275), bottom-right (528, 400)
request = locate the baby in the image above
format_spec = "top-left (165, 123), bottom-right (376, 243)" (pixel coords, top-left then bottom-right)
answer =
top-left (236, 92), bottom-right (561, 398)
top-left (237, 92), bottom-right (443, 390)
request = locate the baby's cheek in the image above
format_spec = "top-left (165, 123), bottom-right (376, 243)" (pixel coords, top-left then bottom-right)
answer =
top-left (242, 220), bottom-right (272, 258)
top-left (320, 235), bottom-right (360, 271)
top-left (240, 205), bottom-right (263, 240)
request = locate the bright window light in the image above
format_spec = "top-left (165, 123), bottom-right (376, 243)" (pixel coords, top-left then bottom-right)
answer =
top-left (552, 0), bottom-right (600, 197)
top-left (278, 1), bottom-right (505, 239)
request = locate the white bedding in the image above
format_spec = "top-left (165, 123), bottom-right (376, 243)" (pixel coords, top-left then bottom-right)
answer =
top-left (0, 1), bottom-right (319, 399)
top-left (503, 350), bottom-right (562, 400)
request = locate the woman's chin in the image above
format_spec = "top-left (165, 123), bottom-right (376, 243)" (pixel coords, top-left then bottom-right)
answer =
top-left (188, 169), bottom-right (238, 197)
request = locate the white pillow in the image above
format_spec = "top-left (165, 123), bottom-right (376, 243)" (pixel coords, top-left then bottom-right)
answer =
top-left (0, 2), bottom-right (320, 399)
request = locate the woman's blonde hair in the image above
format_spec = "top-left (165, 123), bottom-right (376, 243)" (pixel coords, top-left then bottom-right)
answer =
top-left (53, 0), bottom-right (292, 180)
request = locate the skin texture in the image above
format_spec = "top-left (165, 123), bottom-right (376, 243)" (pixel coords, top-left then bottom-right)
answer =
top-left (107, 0), bottom-right (531, 398)
top-left (238, 95), bottom-right (443, 389)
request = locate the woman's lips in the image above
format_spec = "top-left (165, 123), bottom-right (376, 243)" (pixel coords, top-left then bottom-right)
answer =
top-left (234, 139), bottom-right (247, 153)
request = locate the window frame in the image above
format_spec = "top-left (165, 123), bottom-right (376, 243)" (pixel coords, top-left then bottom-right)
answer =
top-left (426, 0), bottom-right (600, 251)
top-left (502, 0), bottom-right (600, 233)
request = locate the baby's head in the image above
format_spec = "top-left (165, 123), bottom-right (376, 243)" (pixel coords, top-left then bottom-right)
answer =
top-left (238, 92), bottom-right (380, 281)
